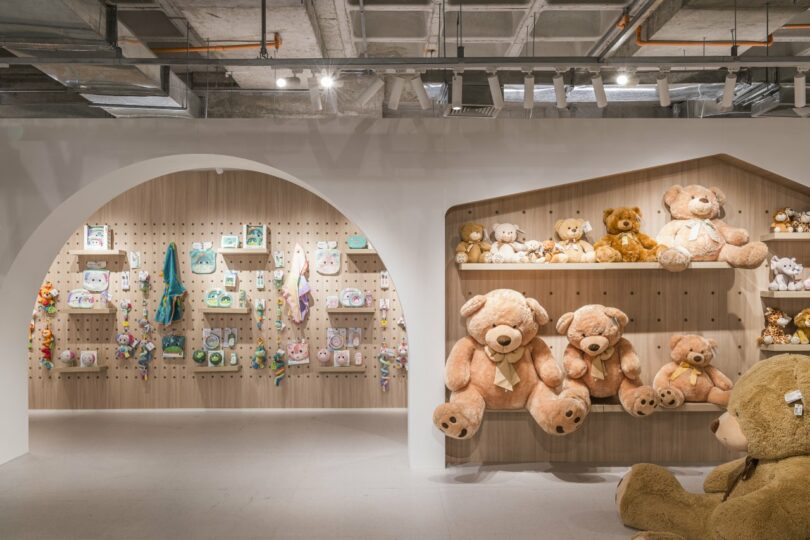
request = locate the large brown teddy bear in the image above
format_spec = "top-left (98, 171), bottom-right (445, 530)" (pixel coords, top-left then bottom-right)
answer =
top-left (557, 304), bottom-right (658, 417)
top-left (433, 289), bottom-right (591, 439)
top-left (454, 222), bottom-right (491, 264)
top-left (657, 184), bottom-right (768, 272)
top-left (555, 218), bottom-right (596, 263)
top-left (594, 207), bottom-right (667, 263)
top-left (617, 354), bottom-right (810, 540)
top-left (653, 334), bottom-right (733, 409)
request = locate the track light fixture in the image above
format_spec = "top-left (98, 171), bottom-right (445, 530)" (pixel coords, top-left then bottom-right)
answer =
top-left (319, 73), bottom-right (335, 89)
top-left (552, 71), bottom-right (567, 109)
top-left (523, 72), bottom-right (535, 110)
top-left (795, 69), bottom-right (807, 110)
top-left (309, 77), bottom-right (323, 112)
top-left (487, 72), bottom-right (504, 110)
top-left (616, 71), bottom-right (629, 86)
top-left (388, 76), bottom-right (405, 111)
top-left (276, 77), bottom-right (287, 88)
top-left (591, 72), bottom-right (607, 108)
top-left (357, 77), bottom-right (384, 107)
top-left (657, 70), bottom-right (671, 107)
top-left (452, 72), bottom-right (463, 111)
top-left (410, 75), bottom-right (431, 110)
top-left (720, 70), bottom-right (737, 110)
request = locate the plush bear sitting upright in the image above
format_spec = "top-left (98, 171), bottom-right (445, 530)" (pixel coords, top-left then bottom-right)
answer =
top-left (433, 289), bottom-right (590, 439)
top-left (557, 304), bottom-right (658, 417)
top-left (454, 222), bottom-right (491, 264)
top-left (555, 218), bottom-right (596, 263)
top-left (617, 354), bottom-right (810, 540)
top-left (487, 223), bottom-right (529, 263)
top-left (594, 207), bottom-right (666, 263)
top-left (657, 184), bottom-right (768, 272)
top-left (653, 334), bottom-right (733, 409)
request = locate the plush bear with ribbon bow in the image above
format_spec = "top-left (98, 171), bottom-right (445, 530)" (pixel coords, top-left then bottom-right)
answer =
top-left (557, 304), bottom-right (658, 417)
top-left (594, 207), bottom-right (666, 263)
top-left (657, 184), bottom-right (768, 272)
top-left (454, 222), bottom-right (491, 264)
top-left (617, 354), bottom-right (810, 540)
top-left (654, 334), bottom-right (733, 409)
top-left (433, 289), bottom-right (590, 439)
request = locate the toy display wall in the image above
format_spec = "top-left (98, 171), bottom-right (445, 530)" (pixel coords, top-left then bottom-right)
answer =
top-left (445, 156), bottom-right (810, 464)
top-left (28, 170), bottom-right (407, 409)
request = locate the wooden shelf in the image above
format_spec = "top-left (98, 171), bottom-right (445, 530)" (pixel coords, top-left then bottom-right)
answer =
top-left (54, 365), bottom-right (108, 374)
top-left (218, 248), bottom-right (269, 255)
top-left (200, 307), bottom-right (250, 315)
top-left (318, 366), bottom-right (367, 373)
top-left (192, 365), bottom-right (242, 373)
top-left (68, 249), bottom-right (126, 256)
top-left (487, 403), bottom-right (722, 414)
top-left (760, 290), bottom-right (810, 298)
top-left (459, 262), bottom-right (733, 271)
top-left (326, 307), bottom-right (376, 314)
top-left (63, 307), bottom-right (117, 315)
top-left (760, 344), bottom-right (810, 352)
top-left (761, 232), bottom-right (810, 241)
top-left (346, 249), bottom-right (377, 255)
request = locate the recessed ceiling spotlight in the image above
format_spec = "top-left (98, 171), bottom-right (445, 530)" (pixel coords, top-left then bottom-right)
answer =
top-left (319, 74), bottom-right (335, 89)
top-left (276, 77), bottom-right (287, 88)
top-left (616, 72), bottom-right (629, 86)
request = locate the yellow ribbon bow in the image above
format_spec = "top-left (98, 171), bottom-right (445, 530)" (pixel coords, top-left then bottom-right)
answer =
top-left (670, 361), bottom-right (703, 385)
top-left (485, 346), bottom-right (524, 392)
top-left (589, 346), bottom-right (615, 380)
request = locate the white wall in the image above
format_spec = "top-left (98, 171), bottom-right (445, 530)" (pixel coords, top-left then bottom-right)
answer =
top-left (2, 118), bottom-right (810, 469)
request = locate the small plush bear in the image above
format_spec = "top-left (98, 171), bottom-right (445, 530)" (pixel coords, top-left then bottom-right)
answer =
top-left (769, 256), bottom-right (805, 291)
top-left (654, 334), bottom-right (733, 409)
top-left (771, 207), bottom-right (796, 232)
top-left (454, 222), bottom-right (491, 264)
top-left (554, 218), bottom-right (596, 263)
top-left (792, 309), bottom-right (810, 344)
top-left (527, 239), bottom-right (568, 263)
top-left (487, 223), bottom-right (529, 263)
top-left (617, 354), bottom-right (810, 540)
top-left (594, 207), bottom-right (666, 263)
top-left (556, 304), bottom-right (658, 417)
top-left (433, 289), bottom-right (591, 439)
top-left (757, 307), bottom-right (793, 346)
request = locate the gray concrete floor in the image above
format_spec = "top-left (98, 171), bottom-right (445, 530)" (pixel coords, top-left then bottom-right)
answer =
top-left (0, 410), bottom-right (712, 539)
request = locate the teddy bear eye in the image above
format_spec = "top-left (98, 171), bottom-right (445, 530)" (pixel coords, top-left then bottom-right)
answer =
top-left (512, 325), bottom-right (518, 329)
top-left (492, 324), bottom-right (496, 328)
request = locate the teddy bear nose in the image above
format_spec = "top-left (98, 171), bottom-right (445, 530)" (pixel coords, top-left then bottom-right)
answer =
top-left (693, 354), bottom-right (703, 362)
top-left (588, 343), bottom-right (600, 352)
top-left (497, 335), bottom-right (512, 346)
top-left (710, 419), bottom-right (720, 433)
top-left (700, 197), bottom-right (709, 204)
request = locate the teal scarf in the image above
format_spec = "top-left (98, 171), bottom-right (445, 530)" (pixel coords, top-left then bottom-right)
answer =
top-left (155, 242), bottom-right (186, 326)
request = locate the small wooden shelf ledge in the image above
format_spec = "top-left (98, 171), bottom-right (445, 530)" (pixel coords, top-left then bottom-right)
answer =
top-left (761, 233), bottom-right (810, 242)
top-left (318, 366), bottom-right (367, 373)
top-left (459, 262), bottom-right (732, 271)
top-left (200, 307), bottom-right (251, 315)
top-left (54, 366), bottom-right (108, 374)
top-left (326, 307), bottom-right (376, 314)
top-left (218, 248), bottom-right (270, 255)
top-left (760, 344), bottom-right (810, 352)
top-left (760, 290), bottom-right (810, 298)
top-left (63, 307), bottom-right (117, 315)
top-left (68, 249), bottom-right (126, 257)
top-left (192, 365), bottom-right (242, 373)
top-left (486, 403), bottom-right (722, 414)
top-left (346, 249), bottom-right (377, 255)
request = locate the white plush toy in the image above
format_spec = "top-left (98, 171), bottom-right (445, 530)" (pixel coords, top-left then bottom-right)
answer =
top-left (487, 223), bottom-right (530, 263)
top-left (769, 256), bottom-right (805, 291)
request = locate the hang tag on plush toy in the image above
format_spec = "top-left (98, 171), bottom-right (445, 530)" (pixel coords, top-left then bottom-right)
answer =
top-left (795, 403), bottom-right (804, 416)
top-left (121, 271), bottom-right (131, 291)
top-left (785, 389), bottom-right (803, 403)
top-left (128, 251), bottom-right (141, 269)
top-left (256, 271), bottom-right (265, 290)
top-left (380, 271), bottom-right (390, 290)
top-left (582, 221), bottom-right (593, 234)
top-left (273, 251), bottom-right (284, 268)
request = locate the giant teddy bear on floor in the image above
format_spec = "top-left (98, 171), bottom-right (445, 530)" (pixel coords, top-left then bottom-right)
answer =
top-left (617, 354), bottom-right (810, 540)
top-left (433, 289), bottom-right (591, 438)
top-left (657, 184), bottom-right (768, 272)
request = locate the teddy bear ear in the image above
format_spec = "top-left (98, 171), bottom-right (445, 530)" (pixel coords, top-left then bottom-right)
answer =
top-left (706, 337), bottom-right (719, 349)
top-left (709, 186), bottom-right (726, 205)
top-left (554, 219), bottom-right (563, 231)
top-left (604, 307), bottom-right (629, 328)
top-left (492, 222), bottom-right (501, 232)
top-left (669, 334), bottom-right (685, 349)
top-left (555, 312), bottom-right (575, 335)
top-left (632, 206), bottom-right (642, 216)
top-left (602, 208), bottom-right (613, 223)
top-left (663, 185), bottom-right (683, 207)
top-left (460, 295), bottom-right (487, 318)
top-left (525, 297), bottom-right (549, 326)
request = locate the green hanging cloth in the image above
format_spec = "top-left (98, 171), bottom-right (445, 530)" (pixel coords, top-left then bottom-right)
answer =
top-left (155, 242), bottom-right (186, 326)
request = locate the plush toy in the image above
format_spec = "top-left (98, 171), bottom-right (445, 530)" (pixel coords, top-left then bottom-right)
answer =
top-left (527, 239), bottom-right (568, 263)
top-left (556, 304), bottom-right (658, 417)
top-left (792, 309), bottom-right (810, 345)
top-left (37, 282), bottom-right (59, 315)
top-left (657, 184), bottom-right (768, 272)
top-left (616, 354), bottom-right (810, 540)
top-left (769, 256), bottom-right (805, 291)
top-left (654, 334), bottom-right (733, 409)
top-left (40, 326), bottom-right (55, 370)
top-left (757, 307), bottom-right (793, 346)
top-left (115, 333), bottom-right (137, 360)
top-left (433, 289), bottom-right (590, 439)
top-left (487, 223), bottom-right (529, 263)
top-left (455, 223), bottom-right (491, 264)
top-left (594, 207), bottom-right (666, 263)
top-left (771, 207), bottom-right (796, 232)
top-left (251, 338), bottom-right (267, 369)
top-left (799, 211), bottom-right (810, 232)
top-left (554, 218), bottom-right (596, 263)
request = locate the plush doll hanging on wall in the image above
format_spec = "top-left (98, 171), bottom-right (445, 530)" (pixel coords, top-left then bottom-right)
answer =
top-left (37, 282), bottom-right (58, 316)
top-left (594, 207), bottom-right (666, 263)
top-left (454, 223), bottom-right (491, 264)
top-left (653, 334), bottom-right (733, 409)
top-left (39, 326), bottom-right (55, 370)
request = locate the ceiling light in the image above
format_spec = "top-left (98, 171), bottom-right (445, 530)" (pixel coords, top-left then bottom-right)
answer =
top-left (309, 77), bottom-right (322, 112)
top-left (410, 75), bottom-right (431, 110)
top-left (523, 73), bottom-right (534, 110)
top-left (276, 77), bottom-right (287, 89)
top-left (388, 76), bottom-right (405, 111)
top-left (487, 72), bottom-right (504, 110)
top-left (319, 74), bottom-right (335, 89)
top-left (720, 71), bottom-right (737, 109)
top-left (357, 78), bottom-right (384, 107)
top-left (616, 72), bottom-right (629, 86)
top-left (795, 69), bottom-right (807, 109)
top-left (591, 72), bottom-right (607, 108)
top-left (657, 71), bottom-right (671, 107)
top-left (552, 72), bottom-right (567, 109)
top-left (452, 72), bottom-right (463, 111)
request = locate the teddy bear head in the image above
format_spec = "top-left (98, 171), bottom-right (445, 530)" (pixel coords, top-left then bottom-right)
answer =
top-left (460, 289), bottom-right (548, 355)
top-left (663, 184), bottom-right (726, 220)
top-left (771, 256), bottom-right (803, 278)
top-left (555, 218), bottom-right (587, 241)
top-left (669, 334), bottom-right (717, 368)
top-left (764, 306), bottom-right (791, 328)
top-left (602, 207), bottom-right (642, 235)
top-left (460, 222), bottom-right (487, 244)
top-left (491, 223), bottom-right (523, 244)
top-left (795, 309), bottom-right (810, 330)
top-left (555, 304), bottom-right (629, 357)
top-left (713, 354), bottom-right (810, 459)
top-left (773, 207), bottom-right (796, 225)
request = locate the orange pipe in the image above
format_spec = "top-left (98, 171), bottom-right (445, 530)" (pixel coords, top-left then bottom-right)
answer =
top-left (783, 24), bottom-right (810, 30)
top-left (635, 26), bottom-right (773, 47)
top-left (152, 33), bottom-right (281, 53)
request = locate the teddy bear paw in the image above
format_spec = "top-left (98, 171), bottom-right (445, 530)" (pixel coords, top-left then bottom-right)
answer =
top-left (489, 253), bottom-right (505, 264)
top-left (433, 403), bottom-right (476, 439)
top-left (626, 387), bottom-right (658, 417)
top-left (658, 247), bottom-right (690, 272)
top-left (657, 387), bottom-right (684, 409)
top-left (454, 253), bottom-right (469, 264)
top-left (542, 396), bottom-right (589, 436)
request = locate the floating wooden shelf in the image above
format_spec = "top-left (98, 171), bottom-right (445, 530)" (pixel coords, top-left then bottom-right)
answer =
top-left (192, 365), bottom-right (242, 373)
top-left (760, 290), bottom-right (810, 298)
top-left (761, 233), bottom-right (810, 241)
top-left (486, 403), bottom-right (722, 414)
top-left (68, 249), bottom-right (126, 256)
top-left (54, 365), bottom-right (108, 374)
top-left (218, 248), bottom-right (270, 255)
top-left (62, 307), bottom-right (117, 315)
top-left (346, 249), bottom-right (377, 255)
top-left (318, 366), bottom-right (367, 373)
top-left (326, 307), bottom-right (376, 314)
top-left (760, 344), bottom-right (810, 352)
top-left (200, 307), bottom-right (251, 314)
top-left (459, 262), bottom-right (733, 271)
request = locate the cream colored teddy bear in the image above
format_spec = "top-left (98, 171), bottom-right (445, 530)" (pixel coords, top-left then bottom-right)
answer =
top-left (487, 223), bottom-right (530, 263)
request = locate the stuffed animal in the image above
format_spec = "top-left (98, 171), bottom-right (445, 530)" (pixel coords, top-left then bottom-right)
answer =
top-left (657, 184), bottom-right (768, 272)
top-left (556, 304), bottom-right (658, 417)
top-left (793, 309), bottom-right (810, 345)
top-left (37, 282), bottom-right (59, 315)
top-left (799, 211), bottom-right (810, 232)
top-left (40, 327), bottom-right (55, 369)
top-left (527, 239), bottom-right (568, 263)
top-left (769, 256), bottom-right (805, 291)
top-left (654, 334), bottom-right (733, 409)
top-left (594, 207), bottom-right (666, 263)
top-left (455, 222), bottom-right (491, 264)
top-left (616, 354), bottom-right (810, 540)
top-left (432, 289), bottom-right (590, 439)
top-left (554, 218), bottom-right (596, 263)
top-left (757, 307), bottom-right (793, 346)
top-left (771, 207), bottom-right (797, 232)
top-left (115, 333), bottom-right (137, 360)
top-left (487, 223), bottom-right (529, 263)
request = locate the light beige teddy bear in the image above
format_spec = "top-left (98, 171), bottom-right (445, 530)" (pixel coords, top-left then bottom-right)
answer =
top-left (487, 223), bottom-right (530, 263)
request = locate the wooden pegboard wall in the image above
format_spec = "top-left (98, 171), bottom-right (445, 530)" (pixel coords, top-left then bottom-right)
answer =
top-left (445, 156), bottom-right (810, 464)
top-left (28, 170), bottom-right (407, 409)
